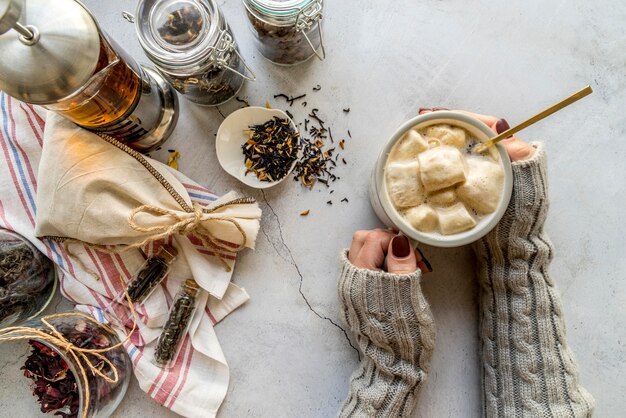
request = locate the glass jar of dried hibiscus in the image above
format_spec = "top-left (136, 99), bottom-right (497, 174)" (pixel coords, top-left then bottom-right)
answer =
top-left (136, 0), bottom-right (256, 106)
top-left (243, 0), bottom-right (325, 66)
top-left (9, 315), bottom-right (132, 418)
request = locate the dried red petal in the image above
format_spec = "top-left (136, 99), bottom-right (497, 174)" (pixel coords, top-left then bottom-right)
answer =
top-left (23, 341), bottom-right (80, 418)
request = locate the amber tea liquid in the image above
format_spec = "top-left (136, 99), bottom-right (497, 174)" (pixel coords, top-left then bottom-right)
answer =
top-left (44, 31), bottom-right (170, 147)
top-left (46, 35), bottom-right (141, 128)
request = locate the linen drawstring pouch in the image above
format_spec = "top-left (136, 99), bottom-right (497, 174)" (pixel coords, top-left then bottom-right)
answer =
top-left (34, 113), bottom-right (262, 300)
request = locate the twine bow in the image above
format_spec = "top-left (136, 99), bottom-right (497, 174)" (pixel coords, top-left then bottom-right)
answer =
top-left (127, 198), bottom-right (256, 272)
top-left (0, 277), bottom-right (137, 418)
top-left (61, 197), bottom-right (256, 276)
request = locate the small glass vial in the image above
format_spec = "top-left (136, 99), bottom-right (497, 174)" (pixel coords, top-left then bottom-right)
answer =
top-left (136, 0), bottom-right (255, 106)
top-left (154, 279), bottom-right (199, 368)
top-left (124, 245), bottom-right (177, 304)
top-left (243, 0), bottom-right (325, 66)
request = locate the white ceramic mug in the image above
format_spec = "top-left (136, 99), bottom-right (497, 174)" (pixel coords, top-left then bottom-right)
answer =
top-left (369, 111), bottom-right (513, 248)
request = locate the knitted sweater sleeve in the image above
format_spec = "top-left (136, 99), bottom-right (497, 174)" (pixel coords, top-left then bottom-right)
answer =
top-left (472, 144), bottom-right (595, 417)
top-left (337, 250), bottom-right (435, 418)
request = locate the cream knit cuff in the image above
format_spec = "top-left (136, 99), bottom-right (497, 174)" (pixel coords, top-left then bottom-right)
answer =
top-left (338, 250), bottom-right (435, 418)
top-left (473, 143), bottom-right (595, 417)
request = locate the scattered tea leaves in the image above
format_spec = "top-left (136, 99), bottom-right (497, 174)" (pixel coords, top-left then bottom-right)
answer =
top-left (308, 108), bottom-right (325, 128)
top-left (236, 96), bottom-right (250, 107)
top-left (273, 93), bottom-right (306, 106)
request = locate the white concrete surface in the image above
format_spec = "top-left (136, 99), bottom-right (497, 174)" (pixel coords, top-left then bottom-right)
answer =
top-left (1, 0), bottom-right (625, 417)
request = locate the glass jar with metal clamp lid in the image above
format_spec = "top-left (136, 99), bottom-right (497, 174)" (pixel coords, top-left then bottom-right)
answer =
top-left (135, 0), bottom-right (255, 106)
top-left (243, 0), bottom-right (325, 66)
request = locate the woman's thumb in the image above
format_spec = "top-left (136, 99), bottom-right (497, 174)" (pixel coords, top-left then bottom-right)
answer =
top-left (387, 235), bottom-right (418, 274)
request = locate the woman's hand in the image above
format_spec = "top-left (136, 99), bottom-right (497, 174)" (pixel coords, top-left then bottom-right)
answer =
top-left (418, 108), bottom-right (535, 162)
top-left (348, 229), bottom-right (418, 274)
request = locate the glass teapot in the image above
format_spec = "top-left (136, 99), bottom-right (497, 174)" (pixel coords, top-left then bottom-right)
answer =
top-left (0, 0), bottom-right (178, 152)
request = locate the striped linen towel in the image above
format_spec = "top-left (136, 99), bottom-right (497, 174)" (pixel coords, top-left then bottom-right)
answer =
top-left (0, 91), bottom-right (253, 418)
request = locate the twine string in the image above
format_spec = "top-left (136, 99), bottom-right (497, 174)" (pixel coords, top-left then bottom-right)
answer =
top-left (63, 198), bottom-right (256, 274)
top-left (127, 201), bottom-right (250, 271)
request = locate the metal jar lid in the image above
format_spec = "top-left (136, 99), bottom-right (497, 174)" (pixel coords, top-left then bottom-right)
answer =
top-left (136, 0), bottom-right (222, 70)
top-left (0, 0), bottom-right (101, 104)
top-left (135, 0), bottom-right (255, 80)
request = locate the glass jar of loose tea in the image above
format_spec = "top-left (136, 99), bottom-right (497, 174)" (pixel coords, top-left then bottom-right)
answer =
top-left (136, 0), bottom-right (256, 106)
top-left (242, 0), bottom-right (325, 66)
top-left (4, 315), bottom-right (132, 418)
top-left (0, 230), bottom-right (57, 328)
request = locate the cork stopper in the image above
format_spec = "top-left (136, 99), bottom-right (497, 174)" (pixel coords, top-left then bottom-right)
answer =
top-left (182, 279), bottom-right (199, 296)
top-left (158, 244), bottom-right (178, 263)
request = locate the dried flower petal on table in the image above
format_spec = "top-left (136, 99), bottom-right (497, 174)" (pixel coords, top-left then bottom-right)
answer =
top-left (167, 150), bottom-right (180, 170)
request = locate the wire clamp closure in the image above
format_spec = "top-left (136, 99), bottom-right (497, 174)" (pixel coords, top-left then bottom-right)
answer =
top-left (295, 0), bottom-right (325, 61)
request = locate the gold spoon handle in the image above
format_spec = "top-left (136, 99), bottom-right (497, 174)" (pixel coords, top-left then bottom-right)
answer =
top-left (474, 85), bottom-right (593, 154)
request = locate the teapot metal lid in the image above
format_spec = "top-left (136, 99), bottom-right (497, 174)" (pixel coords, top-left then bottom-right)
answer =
top-left (0, 0), bottom-right (101, 104)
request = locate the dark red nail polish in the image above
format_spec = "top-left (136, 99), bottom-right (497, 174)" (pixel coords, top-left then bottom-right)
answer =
top-left (391, 235), bottom-right (411, 258)
top-left (495, 118), bottom-right (510, 134)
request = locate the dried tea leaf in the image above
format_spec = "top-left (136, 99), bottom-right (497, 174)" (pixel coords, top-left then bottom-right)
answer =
top-left (300, 210), bottom-right (310, 216)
